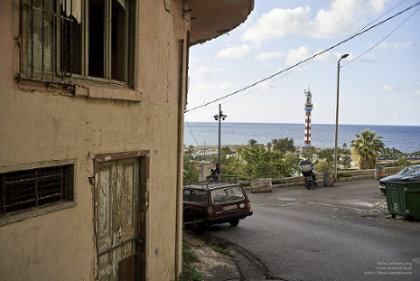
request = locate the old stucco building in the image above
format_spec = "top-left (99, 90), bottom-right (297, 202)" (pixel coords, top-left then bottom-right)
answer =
top-left (0, 0), bottom-right (253, 280)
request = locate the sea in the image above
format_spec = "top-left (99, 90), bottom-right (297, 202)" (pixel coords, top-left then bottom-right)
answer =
top-left (184, 122), bottom-right (420, 153)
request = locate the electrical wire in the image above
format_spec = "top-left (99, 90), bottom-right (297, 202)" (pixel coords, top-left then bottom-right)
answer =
top-left (355, 0), bottom-right (410, 32)
top-left (185, 1), bottom-right (420, 114)
top-left (342, 4), bottom-right (420, 67)
top-left (221, 61), bottom-right (307, 105)
top-left (224, 0), bottom-right (414, 102)
top-left (185, 119), bottom-right (202, 146)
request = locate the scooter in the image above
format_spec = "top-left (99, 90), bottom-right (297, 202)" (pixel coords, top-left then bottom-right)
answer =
top-left (299, 160), bottom-right (317, 190)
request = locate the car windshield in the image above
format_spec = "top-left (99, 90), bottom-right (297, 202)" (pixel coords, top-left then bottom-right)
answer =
top-left (397, 166), bottom-right (420, 177)
top-left (211, 186), bottom-right (245, 204)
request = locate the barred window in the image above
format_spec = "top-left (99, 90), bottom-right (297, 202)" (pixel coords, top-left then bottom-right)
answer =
top-left (20, 0), bottom-right (135, 85)
top-left (0, 165), bottom-right (74, 216)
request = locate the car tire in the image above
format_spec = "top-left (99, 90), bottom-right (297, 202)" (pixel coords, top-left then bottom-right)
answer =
top-left (229, 218), bottom-right (239, 227)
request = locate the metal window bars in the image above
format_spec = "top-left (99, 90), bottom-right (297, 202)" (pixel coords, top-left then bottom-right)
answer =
top-left (19, 0), bottom-right (78, 83)
top-left (0, 165), bottom-right (73, 216)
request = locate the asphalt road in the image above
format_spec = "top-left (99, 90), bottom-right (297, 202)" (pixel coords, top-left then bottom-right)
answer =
top-left (204, 179), bottom-right (420, 281)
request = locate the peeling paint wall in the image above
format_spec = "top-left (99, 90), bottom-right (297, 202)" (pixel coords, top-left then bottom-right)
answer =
top-left (0, 0), bottom-right (188, 280)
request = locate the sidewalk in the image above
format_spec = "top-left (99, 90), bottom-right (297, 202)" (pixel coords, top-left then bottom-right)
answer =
top-left (183, 231), bottom-right (268, 281)
top-left (183, 231), bottom-right (240, 281)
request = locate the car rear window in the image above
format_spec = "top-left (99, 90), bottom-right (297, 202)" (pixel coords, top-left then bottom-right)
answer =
top-left (211, 186), bottom-right (245, 204)
top-left (184, 189), bottom-right (208, 204)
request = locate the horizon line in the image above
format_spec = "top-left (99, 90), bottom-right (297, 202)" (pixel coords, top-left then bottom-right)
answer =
top-left (184, 121), bottom-right (420, 127)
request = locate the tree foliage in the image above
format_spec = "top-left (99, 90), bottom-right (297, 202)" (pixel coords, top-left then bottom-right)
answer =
top-left (318, 148), bottom-right (334, 164)
top-left (183, 154), bottom-right (199, 184)
top-left (314, 148), bottom-right (335, 173)
top-left (339, 148), bottom-right (352, 169)
top-left (350, 129), bottom-right (384, 169)
top-left (271, 138), bottom-right (295, 153)
top-left (397, 157), bottom-right (410, 167)
top-left (314, 160), bottom-right (333, 173)
top-left (301, 146), bottom-right (317, 160)
top-left (237, 146), bottom-right (296, 179)
top-left (382, 147), bottom-right (403, 158)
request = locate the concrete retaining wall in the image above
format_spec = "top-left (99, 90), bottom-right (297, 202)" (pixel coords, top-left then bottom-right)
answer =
top-left (250, 178), bottom-right (273, 193)
top-left (242, 167), bottom-right (403, 189)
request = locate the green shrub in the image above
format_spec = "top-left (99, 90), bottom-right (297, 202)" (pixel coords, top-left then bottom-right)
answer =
top-left (397, 157), bottom-right (410, 167)
top-left (179, 242), bottom-right (203, 281)
top-left (314, 160), bottom-right (333, 173)
top-left (206, 243), bottom-right (231, 256)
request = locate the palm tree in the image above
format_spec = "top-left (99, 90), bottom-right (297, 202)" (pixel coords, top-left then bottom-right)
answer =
top-left (248, 139), bottom-right (257, 147)
top-left (350, 129), bottom-right (384, 169)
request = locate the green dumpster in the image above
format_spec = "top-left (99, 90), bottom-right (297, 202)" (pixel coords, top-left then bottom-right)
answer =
top-left (385, 180), bottom-right (420, 220)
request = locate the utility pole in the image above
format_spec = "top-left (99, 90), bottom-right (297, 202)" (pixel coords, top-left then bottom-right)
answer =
top-left (214, 104), bottom-right (227, 179)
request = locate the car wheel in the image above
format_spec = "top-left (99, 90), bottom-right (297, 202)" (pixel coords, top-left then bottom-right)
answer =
top-left (229, 218), bottom-right (239, 227)
top-left (192, 221), bottom-right (207, 233)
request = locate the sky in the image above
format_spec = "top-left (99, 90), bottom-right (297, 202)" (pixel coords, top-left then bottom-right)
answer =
top-left (185, 0), bottom-right (420, 126)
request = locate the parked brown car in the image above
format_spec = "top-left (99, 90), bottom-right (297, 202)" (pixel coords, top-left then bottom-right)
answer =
top-left (183, 181), bottom-right (253, 228)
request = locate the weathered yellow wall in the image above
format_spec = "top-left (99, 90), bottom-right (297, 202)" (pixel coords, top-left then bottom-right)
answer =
top-left (0, 0), bottom-right (187, 280)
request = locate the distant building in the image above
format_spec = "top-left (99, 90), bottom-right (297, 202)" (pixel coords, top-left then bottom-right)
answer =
top-left (0, 0), bottom-right (253, 280)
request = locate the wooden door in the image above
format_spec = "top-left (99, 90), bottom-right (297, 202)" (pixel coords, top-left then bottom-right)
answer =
top-left (96, 158), bottom-right (140, 281)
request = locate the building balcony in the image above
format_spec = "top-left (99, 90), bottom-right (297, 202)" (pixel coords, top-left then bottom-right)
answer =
top-left (189, 0), bottom-right (254, 45)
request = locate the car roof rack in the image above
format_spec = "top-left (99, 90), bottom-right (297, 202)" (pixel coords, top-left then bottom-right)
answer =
top-left (185, 175), bottom-right (239, 189)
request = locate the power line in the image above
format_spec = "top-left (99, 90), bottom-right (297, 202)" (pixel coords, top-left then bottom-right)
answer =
top-left (185, 1), bottom-right (420, 114)
top-left (356, 0), bottom-right (410, 32)
top-left (343, 4), bottom-right (420, 67)
top-left (185, 119), bottom-right (202, 146)
top-left (221, 59), bottom-right (309, 106)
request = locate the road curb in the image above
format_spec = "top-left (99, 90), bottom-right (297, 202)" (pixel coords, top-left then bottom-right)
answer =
top-left (199, 232), bottom-right (272, 281)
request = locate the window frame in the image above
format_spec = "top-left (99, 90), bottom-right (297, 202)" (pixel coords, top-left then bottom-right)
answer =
top-left (0, 159), bottom-right (76, 226)
top-left (19, 0), bottom-right (137, 89)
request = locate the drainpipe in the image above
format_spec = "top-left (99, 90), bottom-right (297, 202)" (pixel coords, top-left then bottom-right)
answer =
top-left (175, 36), bottom-right (188, 278)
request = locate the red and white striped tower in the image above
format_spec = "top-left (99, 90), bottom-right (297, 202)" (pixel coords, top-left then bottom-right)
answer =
top-left (304, 89), bottom-right (313, 148)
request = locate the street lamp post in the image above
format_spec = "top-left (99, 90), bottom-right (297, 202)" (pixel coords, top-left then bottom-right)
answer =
top-left (334, 53), bottom-right (349, 180)
top-left (214, 104), bottom-right (227, 179)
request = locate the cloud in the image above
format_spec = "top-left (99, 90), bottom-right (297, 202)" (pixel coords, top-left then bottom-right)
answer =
top-left (189, 55), bottom-right (198, 64)
top-left (220, 82), bottom-right (233, 90)
top-left (216, 44), bottom-right (251, 59)
top-left (377, 41), bottom-right (413, 50)
top-left (414, 85), bottom-right (420, 96)
top-left (286, 46), bottom-right (312, 66)
top-left (255, 51), bottom-right (283, 62)
top-left (242, 6), bottom-right (312, 42)
top-left (242, 0), bottom-right (389, 42)
top-left (383, 85), bottom-right (401, 92)
top-left (313, 0), bottom-right (368, 38)
top-left (260, 80), bottom-right (277, 90)
top-left (194, 82), bottom-right (233, 91)
top-left (383, 85), bottom-right (393, 92)
top-left (195, 66), bottom-right (221, 78)
top-left (367, 0), bottom-right (388, 12)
